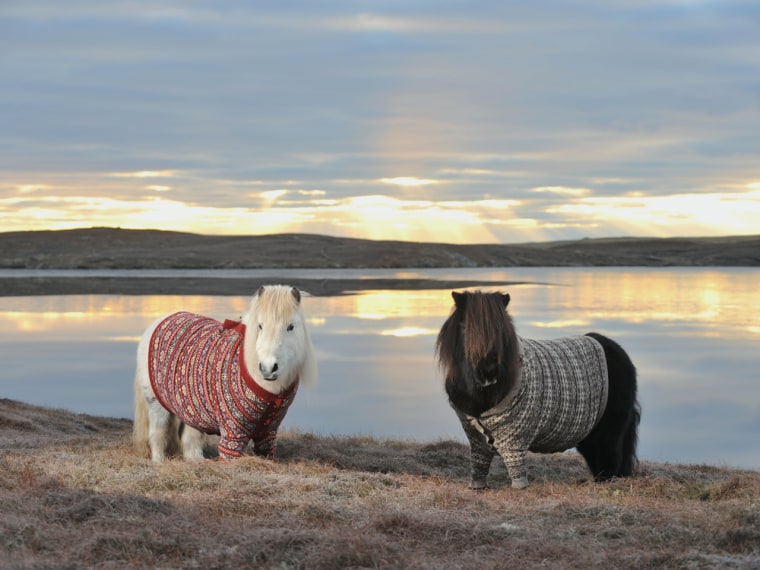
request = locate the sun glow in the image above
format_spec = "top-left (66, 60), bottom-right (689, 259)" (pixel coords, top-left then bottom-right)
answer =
top-left (548, 269), bottom-right (760, 337)
top-left (17, 184), bottom-right (52, 193)
top-left (109, 170), bottom-right (176, 179)
top-left (380, 177), bottom-right (439, 187)
top-left (2, 179), bottom-right (759, 244)
top-left (531, 186), bottom-right (591, 196)
top-left (260, 189), bottom-right (290, 201)
top-left (544, 188), bottom-right (760, 236)
top-left (531, 319), bottom-right (591, 329)
top-left (346, 290), bottom-right (446, 321)
top-left (380, 326), bottom-right (438, 337)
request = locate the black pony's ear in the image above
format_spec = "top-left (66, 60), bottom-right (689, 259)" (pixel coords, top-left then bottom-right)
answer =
top-left (501, 293), bottom-right (510, 307)
top-left (291, 286), bottom-right (301, 303)
top-left (452, 291), bottom-right (467, 310)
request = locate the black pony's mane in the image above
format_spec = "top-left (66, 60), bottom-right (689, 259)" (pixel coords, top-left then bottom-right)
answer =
top-left (436, 291), bottom-right (521, 417)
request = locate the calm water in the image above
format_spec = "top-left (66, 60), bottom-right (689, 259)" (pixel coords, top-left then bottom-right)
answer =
top-left (1, 268), bottom-right (758, 469)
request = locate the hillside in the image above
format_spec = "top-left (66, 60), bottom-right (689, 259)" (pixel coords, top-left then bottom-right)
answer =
top-left (2, 228), bottom-right (759, 269)
top-left (1, 398), bottom-right (758, 568)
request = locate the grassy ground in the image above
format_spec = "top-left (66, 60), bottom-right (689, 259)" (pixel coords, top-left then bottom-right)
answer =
top-left (1, 398), bottom-right (759, 569)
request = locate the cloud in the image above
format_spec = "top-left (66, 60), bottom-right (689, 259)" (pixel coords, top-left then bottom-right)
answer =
top-left (531, 186), bottom-right (592, 197)
top-left (380, 177), bottom-right (439, 187)
top-left (109, 171), bottom-right (177, 179)
top-left (4, 184), bottom-right (757, 244)
top-left (1, 1), bottom-right (758, 242)
top-left (543, 186), bottom-right (760, 237)
top-left (16, 184), bottom-right (51, 194)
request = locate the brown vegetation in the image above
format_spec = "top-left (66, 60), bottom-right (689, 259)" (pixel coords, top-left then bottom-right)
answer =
top-left (2, 228), bottom-right (760, 270)
top-left (1, 398), bottom-right (759, 569)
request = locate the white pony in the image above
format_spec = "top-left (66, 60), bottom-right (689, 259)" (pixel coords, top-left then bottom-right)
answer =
top-left (133, 285), bottom-right (317, 462)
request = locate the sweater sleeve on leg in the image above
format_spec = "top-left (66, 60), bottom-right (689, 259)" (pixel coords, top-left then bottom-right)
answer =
top-left (455, 410), bottom-right (495, 489)
top-left (252, 432), bottom-right (278, 460)
top-left (218, 426), bottom-right (248, 460)
top-left (492, 440), bottom-right (529, 489)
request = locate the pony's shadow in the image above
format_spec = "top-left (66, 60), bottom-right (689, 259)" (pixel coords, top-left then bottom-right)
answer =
top-left (279, 433), bottom-right (476, 481)
top-left (200, 432), bottom-right (472, 480)
top-left (205, 432), bottom-right (595, 487)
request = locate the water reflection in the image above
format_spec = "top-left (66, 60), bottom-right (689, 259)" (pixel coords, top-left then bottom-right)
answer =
top-left (0, 268), bottom-right (758, 469)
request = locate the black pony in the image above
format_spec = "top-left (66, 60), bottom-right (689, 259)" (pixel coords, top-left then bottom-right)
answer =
top-left (436, 290), bottom-right (640, 489)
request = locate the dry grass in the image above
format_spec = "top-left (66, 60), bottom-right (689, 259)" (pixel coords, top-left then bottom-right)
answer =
top-left (1, 398), bottom-right (759, 569)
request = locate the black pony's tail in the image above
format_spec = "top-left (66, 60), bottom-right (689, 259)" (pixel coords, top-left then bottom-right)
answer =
top-left (579, 332), bottom-right (641, 480)
top-left (620, 400), bottom-right (641, 476)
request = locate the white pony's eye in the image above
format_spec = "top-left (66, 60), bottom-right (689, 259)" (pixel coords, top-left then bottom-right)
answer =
top-left (258, 323), bottom-right (263, 331)
top-left (287, 323), bottom-right (294, 332)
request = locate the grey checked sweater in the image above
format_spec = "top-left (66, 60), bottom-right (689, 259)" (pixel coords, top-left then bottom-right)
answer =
top-left (456, 335), bottom-right (608, 489)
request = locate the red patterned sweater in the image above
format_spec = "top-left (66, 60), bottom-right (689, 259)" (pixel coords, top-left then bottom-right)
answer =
top-left (148, 311), bottom-right (298, 460)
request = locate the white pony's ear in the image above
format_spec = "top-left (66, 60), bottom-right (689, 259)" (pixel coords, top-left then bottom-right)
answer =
top-left (291, 287), bottom-right (301, 303)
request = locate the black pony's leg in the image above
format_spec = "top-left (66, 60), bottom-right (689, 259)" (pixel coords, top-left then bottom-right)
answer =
top-left (577, 431), bottom-right (620, 480)
top-left (577, 332), bottom-right (640, 481)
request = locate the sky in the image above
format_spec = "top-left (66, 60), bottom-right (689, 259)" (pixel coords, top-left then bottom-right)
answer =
top-left (1, 1), bottom-right (759, 244)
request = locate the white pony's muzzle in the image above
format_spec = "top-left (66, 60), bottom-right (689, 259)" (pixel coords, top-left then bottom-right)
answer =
top-left (258, 360), bottom-right (279, 381)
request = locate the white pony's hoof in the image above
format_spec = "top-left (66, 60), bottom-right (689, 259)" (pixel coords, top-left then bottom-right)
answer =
top-left (511, 477), bottom-right (530, 489)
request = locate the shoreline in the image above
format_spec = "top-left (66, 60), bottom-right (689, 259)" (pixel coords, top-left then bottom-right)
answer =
top-left (2, 228), bottom-right (759, 297)
top-left (0, 276), bottom-right (525, 297)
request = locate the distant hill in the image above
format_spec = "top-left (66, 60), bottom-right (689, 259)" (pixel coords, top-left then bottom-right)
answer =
top-left (1, 227), bottom-right (759, 269)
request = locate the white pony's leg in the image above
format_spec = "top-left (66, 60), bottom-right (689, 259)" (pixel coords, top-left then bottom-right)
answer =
top-left (135, 317), bottom-right (179, 463)
top-left (132, 367), bottom-right (151, 458)
top-left (147, 404), bottom-right (173, 462)
top-left (181, 425), bottom-right (206, 460)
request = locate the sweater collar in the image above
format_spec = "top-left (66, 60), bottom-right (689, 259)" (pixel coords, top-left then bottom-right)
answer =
top-left (477, 337), bottom-right (525, 419)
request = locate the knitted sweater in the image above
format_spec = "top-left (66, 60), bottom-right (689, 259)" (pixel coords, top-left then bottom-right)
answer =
top-left (148, 311), bottom-right (298, 460)
top-left (457, 335), bottom-right (608, 488)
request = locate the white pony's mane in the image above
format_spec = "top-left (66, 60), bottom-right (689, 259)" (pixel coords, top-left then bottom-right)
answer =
top-left (248, 284), bottom-right (300, 323)
top-left (242, 285), bottom-right (318, 392)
